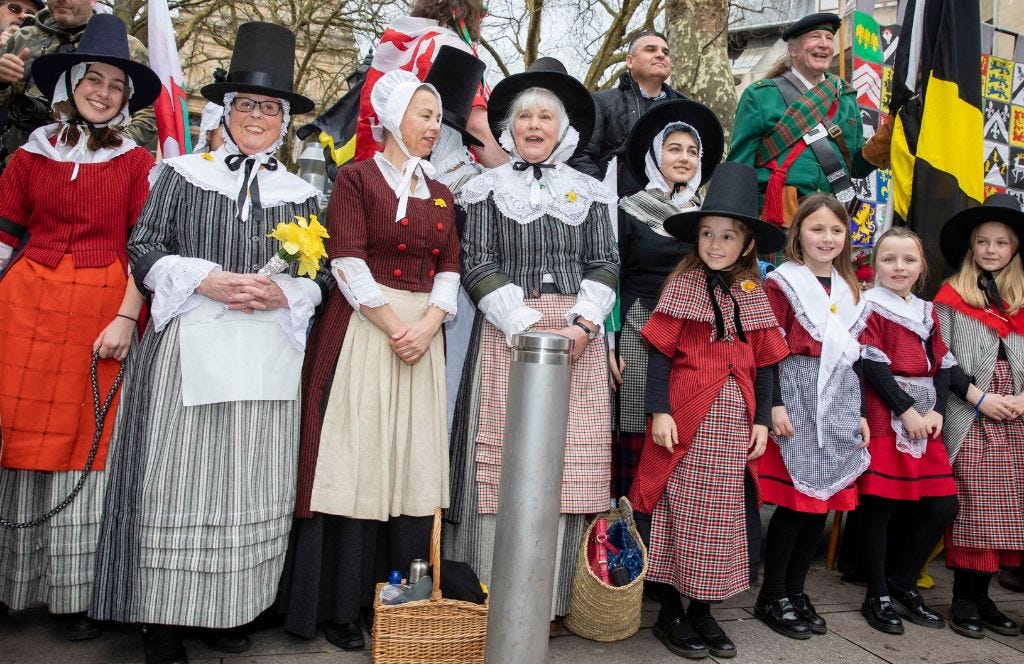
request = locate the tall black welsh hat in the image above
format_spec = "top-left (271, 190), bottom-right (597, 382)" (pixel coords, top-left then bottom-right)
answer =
top-left (939, 193), bottom-right (1024, 267)
top-left (782, 12), bottom-right (841, 41)
top-left (201, 22), bottom-right (315, 115)
top-left (425, 45), bottom-right (486, 148)
top-left (663, 162), bottom-right (787, 254)
top-left (486, 56), bottom-right (595, 157)
top-left (33, 14), bottom-right (161, 115)
top-left (624, 99), bottom-right (724, 187)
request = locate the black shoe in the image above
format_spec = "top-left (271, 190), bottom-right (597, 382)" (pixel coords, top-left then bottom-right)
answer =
top-left (64, 613), bottom-right (103, 641)
top-left (949, 599), bottom-right (985, 639)
top-left (142, 625), bottom-right (188, 664)
top-left (691, 615), bottom-right (735, 658)
top-left (325, 621), bottom-right (365, 651)
top-left (889, 587), bottom-right (945, 629)
top-left (788, 593), bottom-right (827, 635)
top-left (652, 616), bottom-right (709, 659)
top-left (197, 628), bottom-right (251, 653)
top-left (753, 596), bottom-right (812, 640)
top-left (861, 595), bottom-right (904, 635)
top-left (976, 597), bottom-right (1020, 636)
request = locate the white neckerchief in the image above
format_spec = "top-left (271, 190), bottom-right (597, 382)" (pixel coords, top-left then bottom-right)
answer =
top-left (863, 286), bottom-right (933, 341)
top-left (374, 152), bottom-right (429, 199)
top-left (644, 121), bottom-right (702, 208)
top-left (461, 120), bottom-right (615, 225)
top-left (370, 70), bottom-right (441, 221)
top-left (769, 262), bottom-right (865, 446)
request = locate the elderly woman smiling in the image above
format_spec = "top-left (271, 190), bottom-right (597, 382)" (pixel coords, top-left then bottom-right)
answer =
top-left (446, 58), bottom-right (619, 623)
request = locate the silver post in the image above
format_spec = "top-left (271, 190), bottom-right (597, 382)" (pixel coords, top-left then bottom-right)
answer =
top-left (486, 332), bottom-right (573, 664)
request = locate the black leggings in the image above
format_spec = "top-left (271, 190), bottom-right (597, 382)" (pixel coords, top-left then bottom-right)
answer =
top-left (759, 507), bottom-right (827, 600)
top-left (858, 494), bottom-right (959, 596)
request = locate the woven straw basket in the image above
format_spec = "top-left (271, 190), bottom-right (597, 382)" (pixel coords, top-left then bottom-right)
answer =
top-left (371, 507), bottom-right (488, 663)
top-left (563, 497), bottom-right (649, 642)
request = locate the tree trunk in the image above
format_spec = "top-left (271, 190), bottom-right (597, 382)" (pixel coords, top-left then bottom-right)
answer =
top-left (665, 0), bottom-right (737, 141)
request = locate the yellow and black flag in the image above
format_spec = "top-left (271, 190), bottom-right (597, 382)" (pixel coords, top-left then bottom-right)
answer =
top-left (296, 58), bottom-right (369, 181)
top-left (889, 0), bottom-right (983, 291)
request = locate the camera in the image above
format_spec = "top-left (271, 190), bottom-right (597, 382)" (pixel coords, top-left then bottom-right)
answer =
top-left (8, 94), bottom-right (52, 131)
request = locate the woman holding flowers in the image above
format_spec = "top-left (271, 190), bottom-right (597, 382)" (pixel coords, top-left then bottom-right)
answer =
top-left (90, 22), bottom-right (325, 663)
top-left (281, 69), bottom-right (460, 652)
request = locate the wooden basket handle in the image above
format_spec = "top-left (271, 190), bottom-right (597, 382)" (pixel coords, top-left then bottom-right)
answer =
top-left (430, 506), bottom-right (442, 601)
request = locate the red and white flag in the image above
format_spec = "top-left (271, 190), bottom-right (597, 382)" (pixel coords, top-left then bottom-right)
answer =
top-left (147, 0), bottom-right (191, 157)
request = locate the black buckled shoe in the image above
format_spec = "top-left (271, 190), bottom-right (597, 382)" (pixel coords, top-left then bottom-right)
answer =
top-left (789, 593), bottom-right (827, 634)
top-left (861, 594), bottom-right (904, 634)
top-left (64, 612), bottom-right (103, 641)
top-left (691, 615), bottom-right (735, 658)
top-left (754, 596), bottom-right (812, 640)
top-left (889, 587), bottom-right (945, 629)
top-left (949, 599), bottom-right (985, 639)
top-left (325, 621), bottom-right (365, 651)
top-left (652, 616), bottom-right (709, 659)
top-left (197, 628), bottom-right (251, 653)
top-left (142, 625), bottom-right (189, 664)
top-left (976, 597), bottom-right (1020, 636)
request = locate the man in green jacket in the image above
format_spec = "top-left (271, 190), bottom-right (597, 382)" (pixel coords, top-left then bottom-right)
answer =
top-left (0, 0), bottom-right (156, 160)
top-left (728, 12), bottom-right (890, 225)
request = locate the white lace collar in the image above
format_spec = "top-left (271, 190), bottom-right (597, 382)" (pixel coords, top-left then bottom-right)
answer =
top-left (863, 286), bottom-right (933, 341)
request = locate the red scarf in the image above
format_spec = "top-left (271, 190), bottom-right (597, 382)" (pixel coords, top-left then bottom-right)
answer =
top-left (933, 283), bottom-right (1024, 339)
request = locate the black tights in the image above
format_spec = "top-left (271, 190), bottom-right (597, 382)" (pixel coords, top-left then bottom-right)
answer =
top-left (859, 494), bottom-right (959, 596)
top-left (953, 569), bottom-right (994, 602)
top-left (635, 512), bottom-right (713, 623)
top-left (759, 507), bottom-right (827, 600)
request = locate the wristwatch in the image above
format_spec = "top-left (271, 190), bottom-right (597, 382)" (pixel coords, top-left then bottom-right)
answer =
top-left (572, 316), bottom-right (597, 341)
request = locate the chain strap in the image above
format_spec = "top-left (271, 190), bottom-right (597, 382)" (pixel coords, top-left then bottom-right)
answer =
top-left (0, 351), bottom-right (126, 529)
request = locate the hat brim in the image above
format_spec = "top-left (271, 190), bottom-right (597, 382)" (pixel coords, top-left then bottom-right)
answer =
top-left (939, 204), bottom-right (1024, 267)
top-left (664, 208), bottom-right (787, 255)
top-left (33, 53), bottom-right (162, 115)
top-left (486, 70), bottom-right (595, 158)
top-left (201, 82), bottom-right (315, 116)
top-left (624, 99), bottom-right (724, 188)
top-left (443, 111), bottom-right (483, 147)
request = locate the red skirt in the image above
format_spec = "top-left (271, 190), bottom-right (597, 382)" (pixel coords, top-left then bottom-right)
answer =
top-left (857, 434), bottom-right (957, 500)
top-left (0, 255), bottom-right (125, 471)
top-left (758, 438), bottom-right (858, 513)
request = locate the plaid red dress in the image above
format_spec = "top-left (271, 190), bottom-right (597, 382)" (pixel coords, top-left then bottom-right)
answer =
top-left (630, 270), bottom-right (787, 600)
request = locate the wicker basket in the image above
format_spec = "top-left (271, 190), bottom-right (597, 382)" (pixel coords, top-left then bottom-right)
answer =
top-left (371, 507), bottom-right (488, 663)
top-left (563, 497), bottom-right (649, 642)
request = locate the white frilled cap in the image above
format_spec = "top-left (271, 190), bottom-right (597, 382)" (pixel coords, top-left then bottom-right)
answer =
top-left (369, 69), bottom-right (441, 145)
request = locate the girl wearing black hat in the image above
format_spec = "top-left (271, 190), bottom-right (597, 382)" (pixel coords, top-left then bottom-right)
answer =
top-left (612, 99), bottom-right (723, 498)
top-left (628, 162), bottom-right (788, 659)
top-left (933, 195), bottom-right (1024, 639)
top-left (0, 13), bottom-right (158, 643)
top-left (445, 60), bottom-right (619, 623)
top-left (89, 22), bottom-right (323, 663)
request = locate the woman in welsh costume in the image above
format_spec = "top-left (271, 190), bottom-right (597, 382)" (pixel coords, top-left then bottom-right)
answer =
top-left (611, 99), bottom-right (723, 497)
top-left (281, 69), bottom-right (460, 652)
top-left (445, 57), bottom-right (619, 624)
top-left (0, 13), bottom-right (159, 641)
top-left (89, 22), bottom-right (324, 664)
top-left (934, 194), bottom-right (1024, 639)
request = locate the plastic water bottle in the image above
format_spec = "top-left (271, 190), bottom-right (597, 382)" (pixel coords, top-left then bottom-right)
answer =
top-left (379, 569), bottom-right (406, 605)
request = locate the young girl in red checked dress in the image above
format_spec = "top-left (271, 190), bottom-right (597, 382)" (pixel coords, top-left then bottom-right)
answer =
top-left (933, 194), bottom-right (1024, 639)
top-left (755, 194), bottom-right (870, 640)
top-left (629, 163), bottom-right (788, 660)
top-left (855, 227), bottom-right (958, 635)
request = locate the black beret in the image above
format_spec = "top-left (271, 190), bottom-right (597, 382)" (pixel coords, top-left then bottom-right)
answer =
top-left (782, 12), bottom-right (841, 41)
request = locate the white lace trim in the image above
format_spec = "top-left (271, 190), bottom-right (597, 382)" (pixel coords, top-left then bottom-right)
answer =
top-left (430, 125), bottom-right (479, 184)
top-left (891, 375), bottom-right (935, 459)
top-left (270, 274), bottom-right (320, 351)
top-left (428, 271), bottom-right (460, 320)
top-left (331, 257), bottom-right (388, 316)
top-left (565, 279), bottom-right (615, 332)
top-left (863, 287), bottom-right (933, 341)
top-left (144, 255), bottom-right (220, 331)
top-left (477, 282), bottom-right (543, 344)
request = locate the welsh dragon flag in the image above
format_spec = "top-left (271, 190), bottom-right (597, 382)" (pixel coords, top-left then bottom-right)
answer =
top-left (147, 0), bottom-right (191, 157)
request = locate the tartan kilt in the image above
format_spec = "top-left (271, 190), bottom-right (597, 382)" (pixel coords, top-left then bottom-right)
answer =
top-left (474, 293), bottom-right (611, 515)
top-left (949, 360), bottom-right (1024, 553)
top-left (647, 376), bottom-right (750, 601)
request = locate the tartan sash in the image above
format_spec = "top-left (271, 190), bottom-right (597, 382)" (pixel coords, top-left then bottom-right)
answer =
top-left (755, 75), bottom-right (844, 167)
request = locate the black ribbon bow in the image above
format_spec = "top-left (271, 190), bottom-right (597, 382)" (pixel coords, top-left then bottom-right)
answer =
top-left (512, 160), bottom-right (556, 180)
top-left (706, 269), bottom-right (747, 343)
top-left (224, 154), bottom-right (278, 219)
top-left (978, 269), bottom-right (1007, 314)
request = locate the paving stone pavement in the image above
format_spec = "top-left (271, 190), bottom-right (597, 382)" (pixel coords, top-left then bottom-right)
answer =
top-left (5, 524), bottom-right (1024, 663)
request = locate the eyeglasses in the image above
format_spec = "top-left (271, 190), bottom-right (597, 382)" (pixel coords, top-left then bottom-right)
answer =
top-left (4, 3), bottom-right (35, 16)
top-left (230, 96), bottom-right (283, 116)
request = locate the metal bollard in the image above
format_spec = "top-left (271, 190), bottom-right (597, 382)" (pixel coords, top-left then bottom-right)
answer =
top-left (486, 332), bottom-right (573, 664)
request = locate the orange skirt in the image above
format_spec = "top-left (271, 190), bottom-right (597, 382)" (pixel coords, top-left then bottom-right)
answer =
top-left (0, 255), bottom-right (125, 471)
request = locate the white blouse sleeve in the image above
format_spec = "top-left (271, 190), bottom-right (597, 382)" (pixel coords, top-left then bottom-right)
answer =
top-left (143, 255), bottom-right (221, 331)
top-left (566, 279), bottom-right (616, 332)
top-left (270, 274), bottom-right (322, 351)
top-left (428, 271), bottom-right (460, 321)
top-left (477, 282), bottom-right (543, 345)
top-left (331, 257), bottom-right (388, 316)
top-left (0, 243), bottom-right (12, 271)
